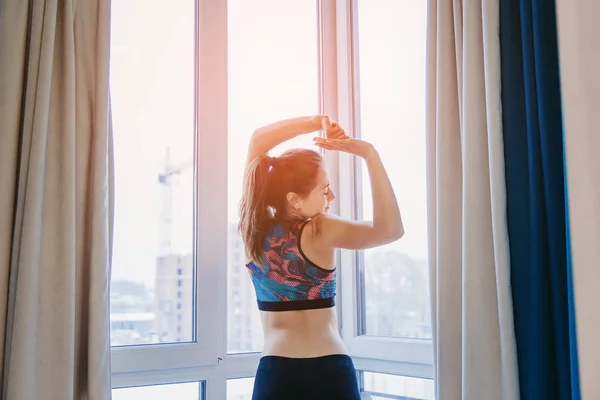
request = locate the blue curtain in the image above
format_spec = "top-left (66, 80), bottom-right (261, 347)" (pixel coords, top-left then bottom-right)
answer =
top-left (500, 0), bottom-right (580, 399)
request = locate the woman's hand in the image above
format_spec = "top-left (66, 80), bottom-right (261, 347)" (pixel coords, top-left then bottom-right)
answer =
top-left (313, 137), bottom-right (376, 159)
top-left (319, 116), bottom-right (350, 140)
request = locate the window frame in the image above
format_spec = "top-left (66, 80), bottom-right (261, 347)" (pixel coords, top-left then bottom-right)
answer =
top-left (110, 0), bottom-right (335, 397)
top-left (110, 0), bottom-right (224, 378)
top-left (110, 0), bottom-right (229, 394)
top-left (334, 0), bottom-right (434, 380)
top-left (109, 0), bottom-right (432, 397)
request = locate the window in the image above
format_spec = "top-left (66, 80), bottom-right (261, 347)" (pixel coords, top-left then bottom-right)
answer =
top-left (112, 382), bottom-right (204, 400)
top-left (336, 0), bottom-right (433, 377)
top-left (110, 0), bottom-right (196, 347)
top-left (356, 0), bottom-right (431, 339)
top-left (109, 0), bottom-right (433, 397)
top-left (226, 0), bottom-right (319, 354)
top-left (361, 372), bottom-right (434, 400)
top-left (227, 378), bottom-right (255, 400)
top-left (110, 0), bottom-right (226, 386)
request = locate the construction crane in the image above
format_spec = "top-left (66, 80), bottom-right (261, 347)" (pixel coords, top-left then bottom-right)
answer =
top-left (157, 147), bottom-right (192, 257)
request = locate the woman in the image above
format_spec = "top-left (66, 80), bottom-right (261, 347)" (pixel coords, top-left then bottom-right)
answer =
top-left (239, 115), bottom-right (403, 399)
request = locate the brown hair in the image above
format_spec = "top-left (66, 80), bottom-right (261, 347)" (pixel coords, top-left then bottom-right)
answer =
top-left (238, 148), bottom-right (324, 267)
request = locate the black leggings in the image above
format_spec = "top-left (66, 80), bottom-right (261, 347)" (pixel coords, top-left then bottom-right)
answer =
top-left (251, 354), bottom-right (360, 400)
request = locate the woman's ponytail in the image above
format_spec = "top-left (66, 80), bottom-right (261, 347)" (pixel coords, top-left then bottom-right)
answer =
top-left (238, 155), bottom-right (273, 267)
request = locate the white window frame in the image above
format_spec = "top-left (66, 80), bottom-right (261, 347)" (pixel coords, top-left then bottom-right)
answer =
top-left (111, 0), bottom-right (229, 396)
top-left (109, 0), bottom-right (432, 397)
top-left (110, 1), bottom-right (340, 398)
top-left (334, 0), bottom-right (434, 380)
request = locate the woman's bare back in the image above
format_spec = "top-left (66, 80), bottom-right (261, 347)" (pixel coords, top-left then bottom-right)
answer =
top-left (260, 307), bottom-right (347, 357)
top-left (259, 219), bottom-right (347, 358)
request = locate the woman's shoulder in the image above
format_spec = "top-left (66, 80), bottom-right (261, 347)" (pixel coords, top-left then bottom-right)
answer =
top-left (301, 213), bottom-right (352, 248)
top-left (303, 213), bottom-right (337, 235)
top-left (298, 214), bottom-right (331, 243)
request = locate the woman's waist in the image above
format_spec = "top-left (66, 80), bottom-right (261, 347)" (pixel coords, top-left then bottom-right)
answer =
top-left (260, 306), bottom-right (338, 331)
top-left (262, 336), bottom-right (348, 358)
top-left (263, 323), bottom-right (340, 340)
top-left (261, 325), bottom-right (347, 358)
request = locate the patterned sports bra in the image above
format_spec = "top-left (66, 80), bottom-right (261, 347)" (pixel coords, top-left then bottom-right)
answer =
top-left (246, 220), bottom-right (336, 312)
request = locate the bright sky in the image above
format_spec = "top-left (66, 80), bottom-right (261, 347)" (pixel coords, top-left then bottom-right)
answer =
top-left (109, 0), bottom-right (427, 288)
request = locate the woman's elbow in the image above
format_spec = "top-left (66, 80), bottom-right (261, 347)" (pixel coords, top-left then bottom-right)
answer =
top-left (250, 130), bottom-right (262, 144)
top-left (249, 130), bottom-right (268, 153)
top-left (388, 225), bottom-right (404, 242)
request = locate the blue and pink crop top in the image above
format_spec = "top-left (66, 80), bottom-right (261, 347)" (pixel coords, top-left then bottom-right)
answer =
top-left (246, 220), bottom-right (337, 312)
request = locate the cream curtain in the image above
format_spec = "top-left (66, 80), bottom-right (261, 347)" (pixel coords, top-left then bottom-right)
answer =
top-left (556, 2), bottom-right (600, 398)
top-left (0, 0), bottom-right (113, 398)
top-left (425, 0), bottom-right (519, 398)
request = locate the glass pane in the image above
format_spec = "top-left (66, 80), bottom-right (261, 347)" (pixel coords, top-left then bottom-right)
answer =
top-left (112, 382), bottom-right (202, 400)
top-left (356, 0), bottom-right (432, 339)
top-left (227, 0), bottom-right (320, 353)
top-left (110, 0), bottom-right (196, 345)
top-left (227, 378), bottom-right (255, 400)
top-left (362, 372), bottom-right (434, 400)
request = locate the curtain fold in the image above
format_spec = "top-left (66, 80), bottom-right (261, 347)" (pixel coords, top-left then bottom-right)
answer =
top-left (555, 1), bottom-right (600, 398)
top-left (499, 0), bottom-right (580, 398)
top-left (426, 0), bottom-right (519, 398)
top-left (0, 0), bottom-right (113, 398)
